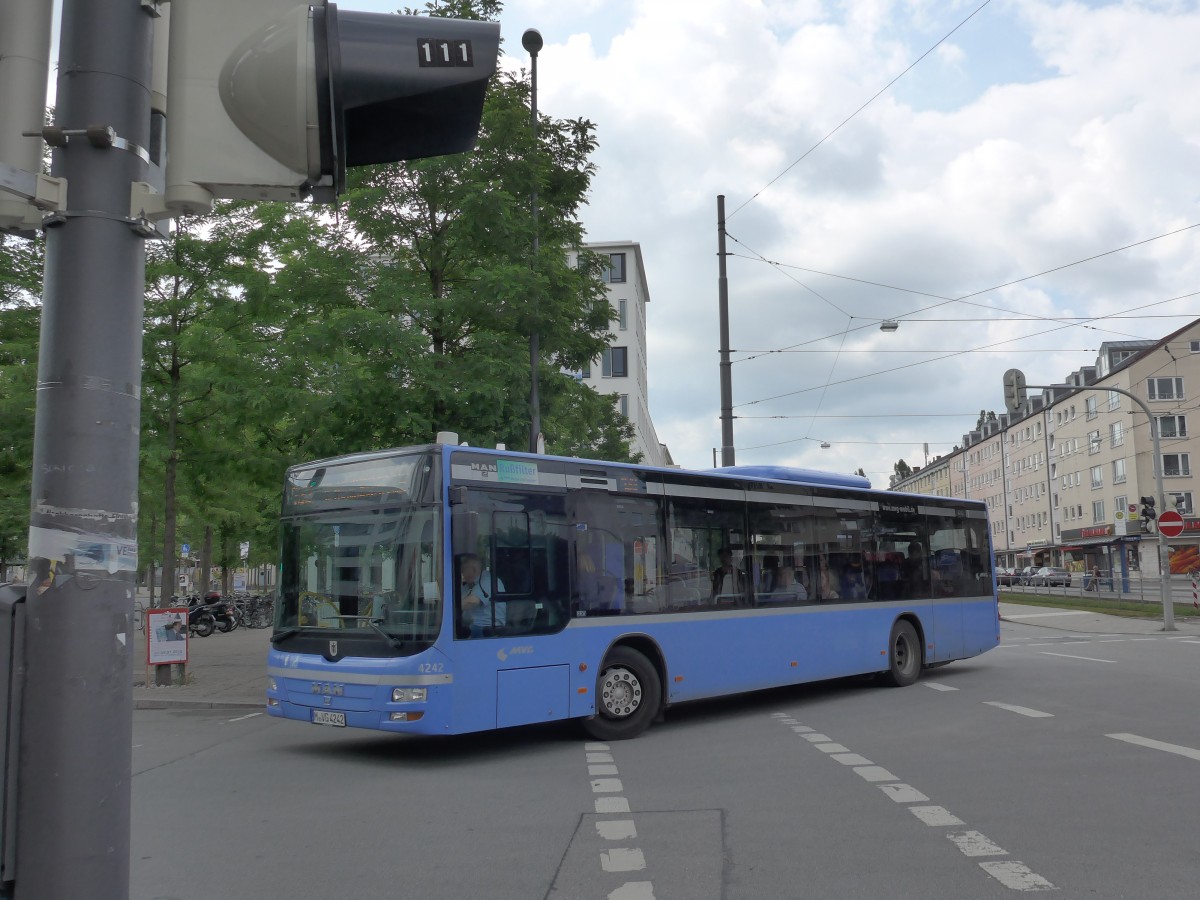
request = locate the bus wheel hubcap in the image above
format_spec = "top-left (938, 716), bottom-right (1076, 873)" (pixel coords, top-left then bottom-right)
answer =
top-left (600, 667), bottom-right (642, 718)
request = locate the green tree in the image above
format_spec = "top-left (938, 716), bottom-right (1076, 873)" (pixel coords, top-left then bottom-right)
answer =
top-left (314, 0), bottom-right (633, 461)
top-left (0, 233), bottom-right (43, 576)
top-left (893, 459), bottom-right (913, 480)
top-left (141, 202), bottom-right (308, 601)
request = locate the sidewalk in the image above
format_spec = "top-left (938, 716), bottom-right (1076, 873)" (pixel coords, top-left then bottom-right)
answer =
top-left (134, 623), bottom-right (269, 710)
top-left (999, 601), bottom-right (1200, 635)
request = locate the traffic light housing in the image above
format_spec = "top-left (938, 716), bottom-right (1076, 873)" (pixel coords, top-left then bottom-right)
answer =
top-left (1140, 496), bottom-right (1157, 530)
top-left (1002, 368), bottom-right (1027, 414)
top-left (163, 1), bottom-right (499, 215)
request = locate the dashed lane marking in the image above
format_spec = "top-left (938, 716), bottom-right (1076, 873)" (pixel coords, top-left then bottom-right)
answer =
top-left (601, 848), bottom-right (647, 873)
top-left (1106, 732), bottom-right (1200, 762)
top-left (980, 861), bottom-right (1057, 891)
top-left (910, 806), bottom-right (964, 827)
top-left (984, 702), bottom-right (1054, 718)
top-left (948, 830), bottom-right (1008, 857)
top-left (924, 682), bottom-right (959, 691)
top-left (775, 713), bottom-right (1057, 892)
top-left (1039, 651), bottom-right (1117, 663)
top-left (608, 884), bottom-right (655, 900)
top-left (584, 742), bottom-right (658, 900)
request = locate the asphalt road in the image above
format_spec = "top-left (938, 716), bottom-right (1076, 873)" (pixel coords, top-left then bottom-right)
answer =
top-left (131, 620), bottom-right (1200, 900)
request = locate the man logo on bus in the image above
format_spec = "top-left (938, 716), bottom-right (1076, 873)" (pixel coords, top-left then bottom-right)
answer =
top-left (329, 640), bottom-right (338, 657)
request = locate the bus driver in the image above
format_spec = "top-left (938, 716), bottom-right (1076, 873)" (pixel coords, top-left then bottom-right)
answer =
top-left (459, 553), bottom-right (505, 637)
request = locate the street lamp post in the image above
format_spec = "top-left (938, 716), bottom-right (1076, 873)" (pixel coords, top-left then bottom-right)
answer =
top-left (523, 28), bottom-right (543, 454)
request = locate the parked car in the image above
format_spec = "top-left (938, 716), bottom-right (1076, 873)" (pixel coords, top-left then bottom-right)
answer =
top-left (1031, 566), bottom-right (1071, 587)
top-left (996, 567), bottom-right (1019, 586)
top-left (1018, 565), bottom-right (1039, 585)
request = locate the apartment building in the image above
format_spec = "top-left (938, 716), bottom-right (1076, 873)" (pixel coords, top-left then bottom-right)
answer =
top-left (568, 241), bottom-right (672, 468)
top-left (892, 319), bottom-right (1200, 581)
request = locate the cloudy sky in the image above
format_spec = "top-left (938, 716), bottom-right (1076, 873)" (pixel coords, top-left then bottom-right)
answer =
top-left (57, 0), bottom-right (1200, 481)
top-left (384, 0), bottom-right (1200, 481)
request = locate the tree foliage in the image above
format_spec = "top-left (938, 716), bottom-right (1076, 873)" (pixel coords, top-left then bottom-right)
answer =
top-left (0, 234), bottom-right (43, 573)
top-left (0, 0), bottom-right (638, 588)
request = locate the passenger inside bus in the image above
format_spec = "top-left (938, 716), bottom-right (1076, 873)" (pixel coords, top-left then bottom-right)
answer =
top-left (902, 541), bottom-right (930, 598)
top-left (813, 555), bottom-right (838, 601)
top-left (711, 547), bottom-right (744, 600)
top-left (839, 556), bottom-right (870, 600)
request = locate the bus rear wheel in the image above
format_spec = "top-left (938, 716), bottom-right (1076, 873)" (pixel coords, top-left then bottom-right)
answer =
top-left (583, 647), bottom-right (661, 741)
top-left (882, 620), bottom-right (921, 687)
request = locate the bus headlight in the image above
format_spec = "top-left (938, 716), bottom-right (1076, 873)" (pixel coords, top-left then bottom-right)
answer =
top-left (268, 677), bottom-right (278, 692)
top-left (391, 687), bottom-right (427, 703)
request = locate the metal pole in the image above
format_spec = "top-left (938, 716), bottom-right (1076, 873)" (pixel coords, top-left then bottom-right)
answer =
top-left (717, 195), bottom-right (734, 466)
top-left (15, 1), bottom-right (151, 897)
top-left (523, 29), bottom-right (543, 454)
top-left (1027, 383), bottom-right (1175, 630)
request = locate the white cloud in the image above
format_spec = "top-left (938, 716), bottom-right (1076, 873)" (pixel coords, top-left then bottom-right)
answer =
top-left (366, 0), bottom-right (1200, 480)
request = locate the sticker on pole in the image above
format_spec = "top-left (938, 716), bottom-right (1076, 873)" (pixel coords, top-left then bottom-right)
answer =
top-left (1158, 510), bottom-right (1185, 538)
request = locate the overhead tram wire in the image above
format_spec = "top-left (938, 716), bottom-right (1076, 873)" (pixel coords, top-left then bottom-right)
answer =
top-left (741, 339), bottom-right (1200, 458)
top-left (723, 224), bottom-right (1200, 363)
top-left (726, 0), bottom-right (995, 221)
top-left (798, 320), bottom-right (853, 445)
top-left (734, 290), bottom-right (1200, 409)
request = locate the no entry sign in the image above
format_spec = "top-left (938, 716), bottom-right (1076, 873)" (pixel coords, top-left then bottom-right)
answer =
top-left (1158, 509), bottom-right (1185, 538)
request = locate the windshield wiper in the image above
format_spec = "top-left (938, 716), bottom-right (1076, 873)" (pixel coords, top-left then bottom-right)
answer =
top-left (325, 615), bottom-right (406, 650)
top-left (368, 618), bottom-right (405, 650)
top-left (271, 626), bottom-right (302, 642)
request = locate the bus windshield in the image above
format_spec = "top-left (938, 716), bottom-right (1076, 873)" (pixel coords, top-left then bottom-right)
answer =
top-left (276, 453), bottom-right (443, 649)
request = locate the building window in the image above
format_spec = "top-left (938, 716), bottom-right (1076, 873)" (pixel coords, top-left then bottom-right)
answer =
top-left (1171, 492), bottom-right (1194, 515)
top-left (1157, 415), bottom-right (1187, 439)
top-left (602, 252), bottom-right (627, 284)
top-left (618, 394), bottom-right (629, 417)
top-left (1090, 465), bottom-right (1103, 489)
top-left (1112, 458), bottom-right (1126, 484)
top-left (581, 360), bottom-right (592, 379)
top-left (1088, 430), bottom-right (1101, 455)
top-left (1148, 377), bottom-right (1184, 401)
top-left (1092, 500), bottom-right (1105, 523)
top-left (1191, 341), bottom-right (1200, 353)
top-left (1115, 495), bottom-right (1127, 519)
top-left (1163, 453), bottom-right (1191, 477)
top-left (1110, 421), bottom-right (1124, 448)
top-left (1108, 391), bottom-right (1120, 411)
top-left (1085, 396), bottom-right (1098, 420)
top-left (617, 299), bottom-right (628, 331)
top-left (602, 346), bottom-right (628, 378)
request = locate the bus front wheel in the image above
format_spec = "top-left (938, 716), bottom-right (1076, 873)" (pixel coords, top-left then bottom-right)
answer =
top-left (882, 620), bottom-right (921, 687)
top-left (584, 647), bottom-right (661, 741)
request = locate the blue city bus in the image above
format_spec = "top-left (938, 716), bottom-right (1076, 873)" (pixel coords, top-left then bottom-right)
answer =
top-left (266, 439), bottom-right (999, 739)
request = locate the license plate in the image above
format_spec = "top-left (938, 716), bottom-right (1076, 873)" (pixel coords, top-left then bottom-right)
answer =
top-left (311, 709), bottom-right (346, 727)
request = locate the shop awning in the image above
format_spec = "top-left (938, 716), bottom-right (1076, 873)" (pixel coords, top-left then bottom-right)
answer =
top-left (1059, 535), bottom-right (1141, 549)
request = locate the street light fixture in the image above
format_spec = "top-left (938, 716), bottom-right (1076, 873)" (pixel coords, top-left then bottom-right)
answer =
top-left (880, 319), bottom-right (899, 332)
top-left (523, 28), bottom-right (543, 453)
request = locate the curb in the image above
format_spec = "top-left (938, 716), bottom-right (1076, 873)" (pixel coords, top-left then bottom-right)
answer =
top-left (134, 697), bottom-right (265, 711)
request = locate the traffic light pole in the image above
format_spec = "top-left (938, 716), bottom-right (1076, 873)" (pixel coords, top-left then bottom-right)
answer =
top-left (716, 195), bottom-right (734, 466)
top-left (1025, 383), bottom-right (1175, 631)
top-left (15, 1), bottom-right (152, 897)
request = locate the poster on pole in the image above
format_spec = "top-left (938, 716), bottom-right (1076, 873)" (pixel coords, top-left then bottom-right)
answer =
top-left (146, 607), bottom-right (190, 665)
